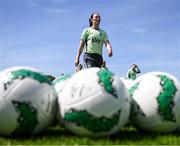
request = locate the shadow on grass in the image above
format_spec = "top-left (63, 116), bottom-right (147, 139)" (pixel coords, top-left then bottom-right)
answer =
top-left (39, 125), bottom-right (180, 142)
top-left (1, 124), bottom-right (179, 143)
top-left (0, 125), bottom-right (72, 140)
top-left (93, 126), bottom-right (180, 143)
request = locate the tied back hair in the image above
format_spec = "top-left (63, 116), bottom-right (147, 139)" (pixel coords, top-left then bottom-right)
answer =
top-left (89, 12), bottom-right (101, 27)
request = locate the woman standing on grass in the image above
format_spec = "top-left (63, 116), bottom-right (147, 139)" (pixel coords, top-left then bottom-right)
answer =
top-left (75, 12), bottom-right (113, 68)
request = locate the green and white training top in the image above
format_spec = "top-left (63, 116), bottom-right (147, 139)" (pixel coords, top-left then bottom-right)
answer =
top-left (81, 27), bottom-right (109, 55)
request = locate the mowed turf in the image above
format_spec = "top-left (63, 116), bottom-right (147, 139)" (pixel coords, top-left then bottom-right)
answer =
top-left (0, 125), bottom-right (180, 145)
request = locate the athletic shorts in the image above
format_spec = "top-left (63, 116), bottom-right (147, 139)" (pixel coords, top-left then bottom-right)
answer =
top-left (83, 53), bottom-right (103, 68)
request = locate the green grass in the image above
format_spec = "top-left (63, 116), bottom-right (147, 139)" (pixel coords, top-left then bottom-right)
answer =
top-left (0, 125), bottom-right (180, 145)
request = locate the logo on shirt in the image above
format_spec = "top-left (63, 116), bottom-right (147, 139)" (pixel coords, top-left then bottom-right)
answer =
top-left (92, 37), bottom-right (101, 44)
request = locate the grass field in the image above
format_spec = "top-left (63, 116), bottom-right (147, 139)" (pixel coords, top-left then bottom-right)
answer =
top-left (0, 124), bottom-right (180, 145)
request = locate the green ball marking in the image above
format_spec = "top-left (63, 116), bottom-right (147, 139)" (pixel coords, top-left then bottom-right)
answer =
top-left (64, 109), bottom-right (121, 133)
top-left (128, 82), bottom-right (140, 97)
top-left (156, 75), bottom-right (177, 122)
top-left (11, 69), bottom-right (51, 84)
top-left (97, 69), bottom-right (117, 98)
top-left (12, 101), bottom-right (38, 135)
top-left (53, 74), bottom-right (71, 84)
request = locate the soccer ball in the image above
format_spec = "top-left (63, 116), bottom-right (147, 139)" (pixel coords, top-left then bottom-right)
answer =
top-left (0, 67), bottom-right (57, 136)
top-left (120, 77), bottom-right (134, 90)
top-left (59, 68), bottom-right (131, 136)
top-left (53, 74), bottom-right (71, 122)
top-left (129, 71), bottom-right (180, 133)
top-left (53, 74), bottom-right (71, 95)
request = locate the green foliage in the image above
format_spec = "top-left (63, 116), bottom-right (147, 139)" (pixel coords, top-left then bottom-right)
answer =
top-left (0, 125), bottom-right (180, 145)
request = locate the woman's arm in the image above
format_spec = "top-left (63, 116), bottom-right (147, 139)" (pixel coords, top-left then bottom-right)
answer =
top-left (104, 40), bottom-right (113, 57)
top-left (75, 40), bottom-right (85, 66)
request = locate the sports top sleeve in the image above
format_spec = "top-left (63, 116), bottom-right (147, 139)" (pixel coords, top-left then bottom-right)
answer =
top-left (103, 31), bottom-right (109, 42)
top-left (81, 28), bottom-right (88, 41)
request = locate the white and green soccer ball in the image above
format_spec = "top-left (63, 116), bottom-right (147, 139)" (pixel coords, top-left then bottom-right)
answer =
top-left (59, 68), bottom-right (131, 136)
top-left (120, 77), bottom-right (134, 90)
top-left (53, 74), bottom-right (71, 122)
top-left (129, 71), bottom-right (180, 133)
top-left (53, 74), bottom-right (71, 95)
top-left (0, 66), bottom-right (57, 136)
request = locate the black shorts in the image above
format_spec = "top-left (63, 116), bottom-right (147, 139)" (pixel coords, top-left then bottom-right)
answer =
top-left (83, 53), bottom-right (103, 68)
